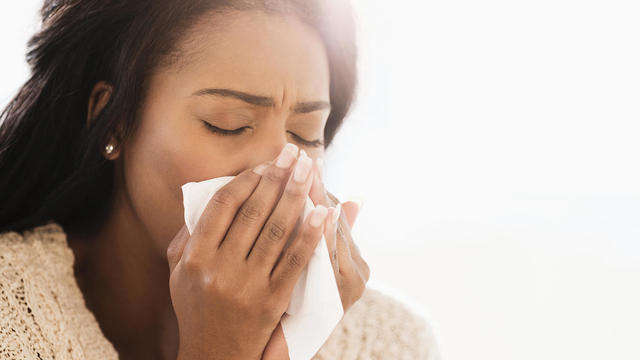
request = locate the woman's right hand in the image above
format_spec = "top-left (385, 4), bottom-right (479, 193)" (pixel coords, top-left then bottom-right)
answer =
top-left (166, 143), bottom-right (329, 360)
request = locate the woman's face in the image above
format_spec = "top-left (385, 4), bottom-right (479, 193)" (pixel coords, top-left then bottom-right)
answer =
top-left (115, 10), bottom-right (330, 256)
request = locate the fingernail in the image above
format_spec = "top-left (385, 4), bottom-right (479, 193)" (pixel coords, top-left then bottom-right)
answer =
top-left (316, 157), bottom-right (324, 179)
top-left (252, 163), bottom-right (268, 175)
top-left (351, 196), bottom-right (364, 212)
top-left (293, 149), bottom-right (312, 183)
top-left (276, 143), bottom-right (299, 169)
top-left (331, 203), bottom-right (342, 225)
top-left (309, 205), bottom-right (328, 227)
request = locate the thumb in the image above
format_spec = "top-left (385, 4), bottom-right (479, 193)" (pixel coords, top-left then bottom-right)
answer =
top-left (340, 199), bottom-right (363, 229)
top-left (262, 322), bottom-right (289, 360)
top-left (167, 223), bottom-right (189, 274)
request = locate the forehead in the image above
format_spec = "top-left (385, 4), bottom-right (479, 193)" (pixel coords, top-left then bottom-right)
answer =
top-left (162, 9), bottom-right (331, 103)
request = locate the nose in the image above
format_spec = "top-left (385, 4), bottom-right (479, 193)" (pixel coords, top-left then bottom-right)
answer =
top-left (248, 140), bottom-right (299, 170)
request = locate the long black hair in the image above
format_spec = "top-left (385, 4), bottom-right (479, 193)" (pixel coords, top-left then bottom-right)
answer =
top-left (0, 0), bottom-right (357, 234)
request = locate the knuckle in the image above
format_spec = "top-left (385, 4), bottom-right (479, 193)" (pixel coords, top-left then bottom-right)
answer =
top-left (210, 187), bottom-right (236, 209)
top-left (266, 221), bottom-right (287, 243)
top-left (230, 287), bottom-right (252, 309)
top-left (283, 182), bottom-right (307, 198)
top-left (262, 167), bottom-right (286, 184)
top-left (203, 273), bottom-right (233, 299)
top-left (238, 202), bottom-right (263, 224)
top-left (302, 226), bottom-right (321, 245)
top-left (285, 251), bottom-right (305, 268)
top-left (181, 253), bottom-right (204, 275)
top-left (193, 219), bottom-right (211, 239)
top-left (250, 240), bottom-right (270, 260)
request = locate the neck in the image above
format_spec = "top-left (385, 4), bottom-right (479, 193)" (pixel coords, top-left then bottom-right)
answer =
top-left (66, 188), bottom-right (179, 360)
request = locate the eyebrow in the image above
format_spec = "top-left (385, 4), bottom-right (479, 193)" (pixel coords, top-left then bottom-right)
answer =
top-left (191, 88), bottom-right (331, 114)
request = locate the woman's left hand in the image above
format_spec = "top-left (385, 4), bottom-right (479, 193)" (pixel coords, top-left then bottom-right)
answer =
top-left (262, 159), bottom-right (370, 360)
top-left (308, 160), bottom-right (370, 312)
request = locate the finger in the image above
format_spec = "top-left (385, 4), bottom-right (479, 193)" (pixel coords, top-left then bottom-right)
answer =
top-left (316, 156), bottom-right (324, 179)
top-left (325, 206), bottom-right (340, 275)
top-left (340, 200), bottom-right (361, 229)
top-left (326, 191), bottom-right (341, 207)
top-left (219, 143), bottom-right (299, 259)
top-left (356, 254), bottom-right (371, 282)
top-left (336, 207), bottom-right (362, 258)
top-left (247, 150), bottom-right (315, 269)
top-left (333, 203), bottom-right (355, 275)
top-left (166, 224), bottom-right (189, 274)
top-left (321, 192), bottom-right (342, 273)
top-left (309, 158), bottom-right (330, 207)
top-left (262, 322), bottom-right (289, 360)
top-left (181, 163), bottom-right (265, 262)
top-left (270, 205), bottom-right (328, 296)
top-left (336, 210), bottom-right (370, 282)
top-left (344, 232), bottom-right (369, 283)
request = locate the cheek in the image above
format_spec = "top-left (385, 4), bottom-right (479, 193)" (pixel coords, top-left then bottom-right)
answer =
top-left (122, 114), bottom-right (231, 247)
top-left (125, 121), bottom-right (191, 205)
top-left (128, 112), bottom-right (235, 199)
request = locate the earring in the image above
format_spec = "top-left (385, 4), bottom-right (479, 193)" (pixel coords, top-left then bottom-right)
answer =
top-left (104, 143), bottom-right (114, 155)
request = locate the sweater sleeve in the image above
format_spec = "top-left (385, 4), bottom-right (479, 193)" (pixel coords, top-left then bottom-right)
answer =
top-left (0, 223), bottom-right (119, 360)
top-left (313, 286), bottom-right (441, 360)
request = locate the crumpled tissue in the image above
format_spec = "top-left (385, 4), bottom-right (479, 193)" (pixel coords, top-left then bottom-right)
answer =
top-left (181, 176), bottom-right (343, 360)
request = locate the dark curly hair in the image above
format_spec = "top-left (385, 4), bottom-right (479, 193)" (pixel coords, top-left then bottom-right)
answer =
top-left (0, 0), bottom-right (357, 233)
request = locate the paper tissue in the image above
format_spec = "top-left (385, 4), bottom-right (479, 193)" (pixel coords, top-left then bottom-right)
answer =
top-left (181, 176), bottom-right (344, 360)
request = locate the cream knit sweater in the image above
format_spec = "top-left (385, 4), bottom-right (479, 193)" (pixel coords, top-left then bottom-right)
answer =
top-left (0, 222), bottom-right (441, 360)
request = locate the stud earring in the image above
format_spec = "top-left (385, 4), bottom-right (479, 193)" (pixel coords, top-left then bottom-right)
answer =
top-left (105, 143), bottom-right (114, 155)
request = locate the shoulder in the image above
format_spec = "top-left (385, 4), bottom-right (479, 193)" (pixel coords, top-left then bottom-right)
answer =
top-left (315, 286), bottom-right (441, 360)
top-left (0, 222), bottom-right (73, 274)
top-left (0, 221), bottom-right (119, 359)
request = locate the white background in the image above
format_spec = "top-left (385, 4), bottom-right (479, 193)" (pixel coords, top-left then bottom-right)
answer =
top-left (2, 1), bottom-right (639, 359)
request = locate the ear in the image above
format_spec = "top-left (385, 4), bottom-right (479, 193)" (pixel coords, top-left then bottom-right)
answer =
top-left (87, 81), bottom-right (113, 128)
top-left (87, 81), bottom-right (123, 159)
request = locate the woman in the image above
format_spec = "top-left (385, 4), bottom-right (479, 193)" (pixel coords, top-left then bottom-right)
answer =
top-left (0, 0), bottom-right (440, 359)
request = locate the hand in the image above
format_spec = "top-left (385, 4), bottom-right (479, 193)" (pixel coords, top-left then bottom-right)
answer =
top-left (166, 145), bottom-right (330, 360)
top-left (261, 159), bottom-right (370, 360)
top-left (308, 159), bottom-right (370, 313)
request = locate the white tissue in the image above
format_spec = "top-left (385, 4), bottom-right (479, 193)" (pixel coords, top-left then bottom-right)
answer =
top-left (181, 176), bottom-right (344, 360)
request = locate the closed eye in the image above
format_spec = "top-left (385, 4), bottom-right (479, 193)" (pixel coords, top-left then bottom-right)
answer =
top-left (201, 121), bottom-right (249, 135)
top-left (201, 120), bottom-right (324, 147)
top-left (287, 131), bottom-right (324, 147)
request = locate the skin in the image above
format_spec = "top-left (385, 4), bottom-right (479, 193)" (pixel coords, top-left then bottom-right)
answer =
top-left (66, 9), bottom-right (369, 360)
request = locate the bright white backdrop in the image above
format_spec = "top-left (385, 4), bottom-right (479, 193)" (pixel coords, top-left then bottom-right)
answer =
top-left (2, 1), bottom-right (639, 360)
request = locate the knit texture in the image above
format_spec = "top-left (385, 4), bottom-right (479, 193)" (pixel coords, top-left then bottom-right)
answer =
top-left (0, 222), bottom-right (440, 359)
